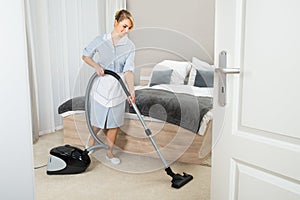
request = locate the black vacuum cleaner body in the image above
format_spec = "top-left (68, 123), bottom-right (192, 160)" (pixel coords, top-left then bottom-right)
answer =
top-left (47, 145), bottom-right (90, 175)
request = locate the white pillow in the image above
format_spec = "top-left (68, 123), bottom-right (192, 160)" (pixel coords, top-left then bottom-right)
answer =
top-left (187, 57), bottom-right (214, 86)
top-left (149, 60), bottom-right (192, 85)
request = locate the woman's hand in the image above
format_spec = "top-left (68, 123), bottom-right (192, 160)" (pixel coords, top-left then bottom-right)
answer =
top-left (95, 65), bottom-right (105, 76)
top-left (127, 91), bottom-right (135, 105)
top-left (82, 55), bottom-right (105, 76)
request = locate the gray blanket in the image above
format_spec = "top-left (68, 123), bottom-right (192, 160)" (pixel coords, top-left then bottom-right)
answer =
top-left (58, 89), bottom-right (213, 133)
top-left (127, 89), bottom-right (213, 133)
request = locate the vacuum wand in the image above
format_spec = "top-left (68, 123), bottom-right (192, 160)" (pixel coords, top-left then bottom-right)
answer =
top-left (104, 70), bottom-right (193, 189)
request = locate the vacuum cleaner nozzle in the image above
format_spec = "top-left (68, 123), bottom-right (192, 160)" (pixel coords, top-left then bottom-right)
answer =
top-left (165, 167), bottom-right (193, 189)
top-left (171, 172), bottom-right (193, 189)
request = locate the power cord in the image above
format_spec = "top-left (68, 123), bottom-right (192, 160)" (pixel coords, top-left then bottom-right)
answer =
top-left (199, 163), bottom-right (211, 167)
top-left (34, 164), bottom-right (47, 169)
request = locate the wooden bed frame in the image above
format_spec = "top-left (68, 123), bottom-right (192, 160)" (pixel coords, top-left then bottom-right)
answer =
top-left (62, 112), bottom-right (212, 164)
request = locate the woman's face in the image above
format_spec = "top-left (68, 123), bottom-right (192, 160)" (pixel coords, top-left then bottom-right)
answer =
top-left (114, 18), bottom-right (133, 37)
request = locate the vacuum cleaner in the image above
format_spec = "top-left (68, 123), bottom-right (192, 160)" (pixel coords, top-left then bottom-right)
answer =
top-left (47, 70), bottom-right (193, 189)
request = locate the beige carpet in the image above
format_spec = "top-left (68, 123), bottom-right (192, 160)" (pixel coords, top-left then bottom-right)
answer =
top-left (33, 130), bottom-right (211, 200)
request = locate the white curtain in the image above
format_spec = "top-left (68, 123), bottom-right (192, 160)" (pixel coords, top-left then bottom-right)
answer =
top-left (25, 0), bottom-right (126, 135)
top-left (25, 0), bottom-right (39, 143)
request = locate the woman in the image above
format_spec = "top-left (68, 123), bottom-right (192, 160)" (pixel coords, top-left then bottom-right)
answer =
top-left (82, 9), bottom-right (135, 165)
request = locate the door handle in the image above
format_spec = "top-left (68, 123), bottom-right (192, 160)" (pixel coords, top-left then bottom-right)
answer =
top-left (215, 51), bottom-right (240, 106)
top-left (215, 68), bottom-right (240, 74)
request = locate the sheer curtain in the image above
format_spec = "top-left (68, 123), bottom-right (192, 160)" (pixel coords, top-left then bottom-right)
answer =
top-left (25, 0), bottom-right (126, 136)
top-left (25, 0), bottom-right (39, 143)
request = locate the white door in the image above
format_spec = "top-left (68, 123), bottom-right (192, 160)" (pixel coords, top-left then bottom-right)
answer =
top-left (211, 0), bottom-right (300, 199)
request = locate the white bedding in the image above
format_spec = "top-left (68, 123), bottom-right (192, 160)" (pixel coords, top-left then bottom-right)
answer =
top-left (135, 84), bottom-right (213, 98)
top-left (125, 84), bottom-right (213, 136)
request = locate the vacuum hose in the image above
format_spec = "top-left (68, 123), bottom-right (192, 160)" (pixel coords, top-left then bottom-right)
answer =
top-left (84, 70), bottom-right (132, 152)
top-left (84, 72), bottom-right (108, 152)
top-left (103, 70), bottom-right (131, 97)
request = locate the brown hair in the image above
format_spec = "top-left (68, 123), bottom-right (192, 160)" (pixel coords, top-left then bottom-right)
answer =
top-left (115, 9), bottom-right (134, 29)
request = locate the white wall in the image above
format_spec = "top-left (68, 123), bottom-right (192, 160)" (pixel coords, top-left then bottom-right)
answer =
top-left (127, 0), bottom-right (215, 69)
top-left (0, 1), bottom-right (35, 199)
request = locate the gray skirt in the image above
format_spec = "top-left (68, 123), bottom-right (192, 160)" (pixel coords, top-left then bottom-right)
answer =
top-left (90, 99), bottom-right (125, 129)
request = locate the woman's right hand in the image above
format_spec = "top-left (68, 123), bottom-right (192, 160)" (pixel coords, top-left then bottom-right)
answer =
top-left (82, 55), bottom-right (105, 76)
top-left (95, 65), bottom-right (105, 76)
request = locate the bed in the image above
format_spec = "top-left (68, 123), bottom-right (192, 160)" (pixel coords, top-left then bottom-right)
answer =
top-left (59, 57), bottom-right (214, 164)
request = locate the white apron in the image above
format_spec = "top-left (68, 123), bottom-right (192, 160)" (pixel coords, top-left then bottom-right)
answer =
top-left (92, 73), bottom-right (127, 107)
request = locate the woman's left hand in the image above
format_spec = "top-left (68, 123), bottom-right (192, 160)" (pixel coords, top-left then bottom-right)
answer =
top-left (127, 91), bottom-right (135, 105)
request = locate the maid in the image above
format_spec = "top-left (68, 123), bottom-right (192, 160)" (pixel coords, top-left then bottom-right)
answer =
top-left (82, 9), bottom-right (135, 165)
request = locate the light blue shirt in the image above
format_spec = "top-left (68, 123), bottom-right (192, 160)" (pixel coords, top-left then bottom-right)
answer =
top-left (83, 33), bottom-right (135, 73)
top-left (83, 33), bottom-right (135, 107)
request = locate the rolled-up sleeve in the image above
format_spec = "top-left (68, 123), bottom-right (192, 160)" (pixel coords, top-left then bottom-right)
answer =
top-left (83, 36), bottom-right (102, 58)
